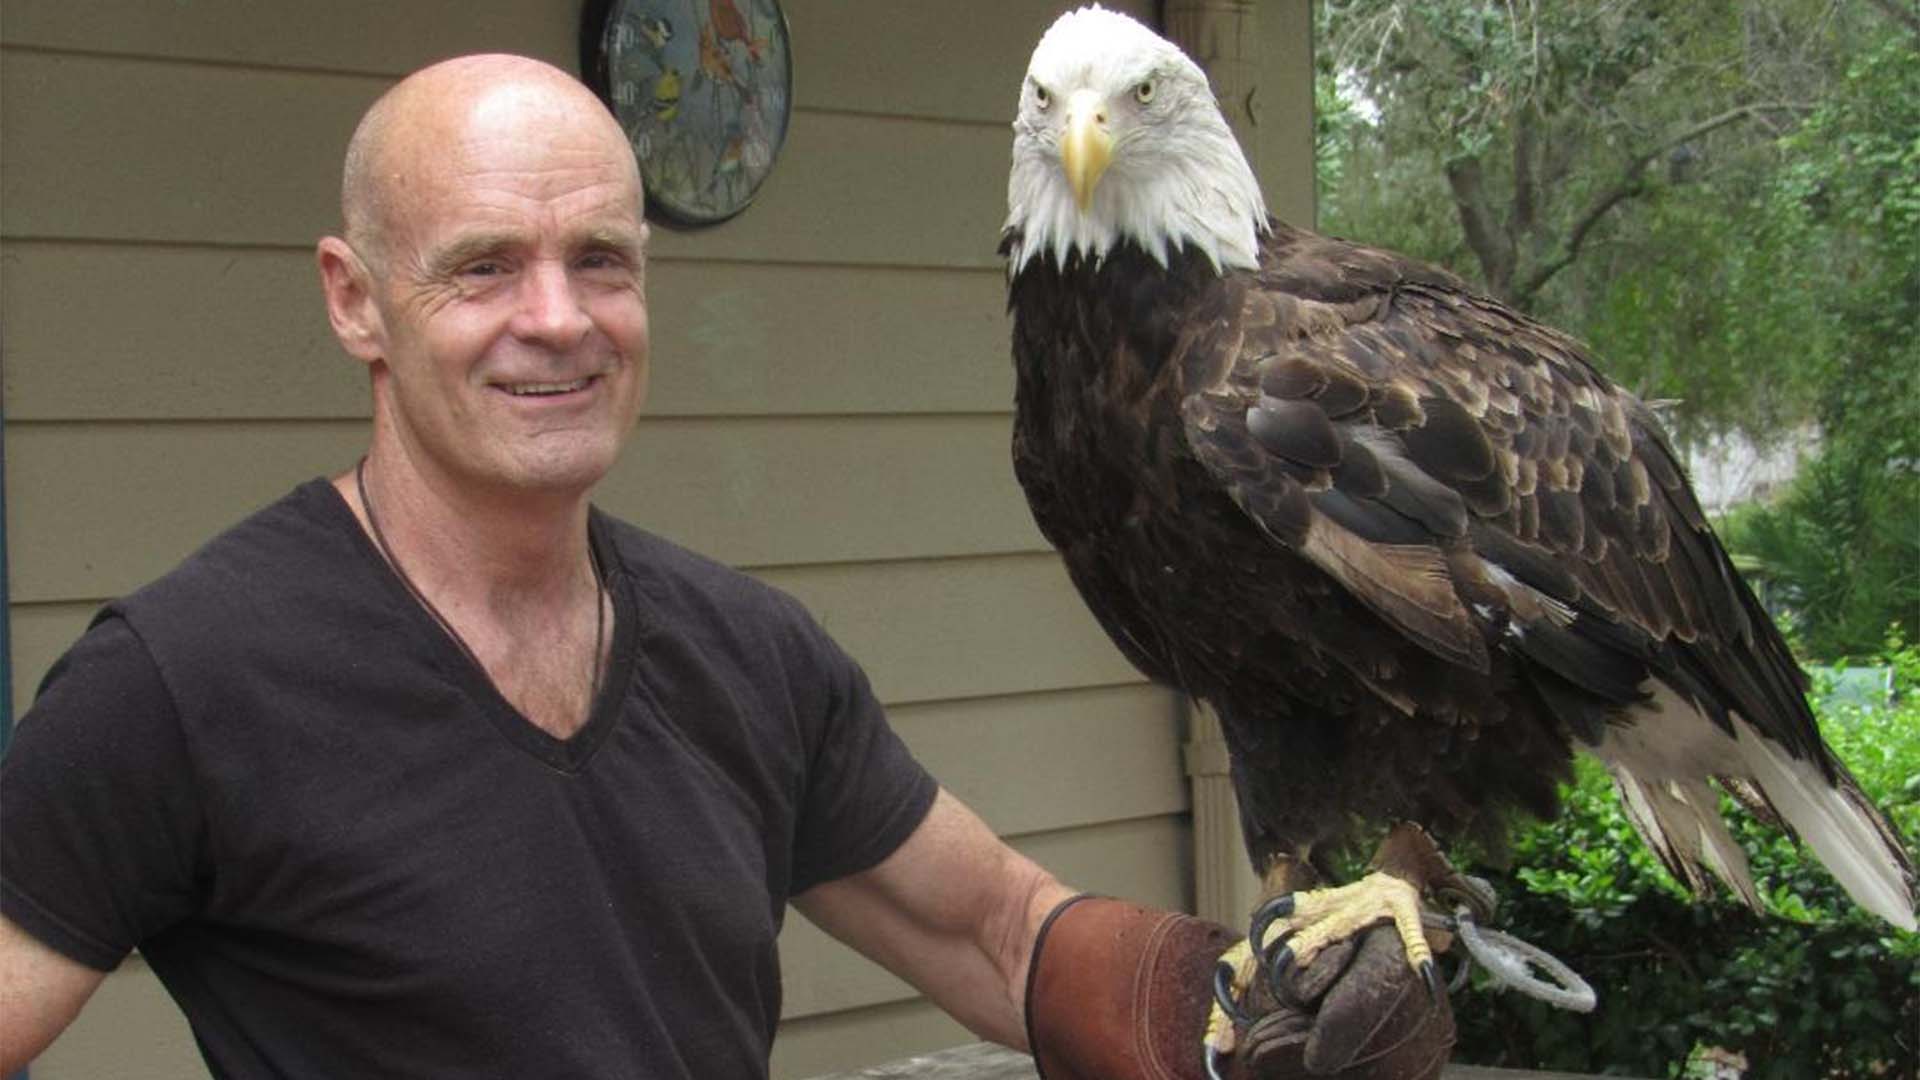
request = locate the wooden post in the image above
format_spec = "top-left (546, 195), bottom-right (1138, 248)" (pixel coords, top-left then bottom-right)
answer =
top-left (1162, 0), bottom-right (1263, 163)
top-left (1163, 0), bottom-right (1318, 226)
top-left (1182, 699), bottom-right (1264, 927)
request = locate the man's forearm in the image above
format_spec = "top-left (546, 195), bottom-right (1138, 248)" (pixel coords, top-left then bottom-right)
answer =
top-left (792, 788), bottom-right (1076, 1049)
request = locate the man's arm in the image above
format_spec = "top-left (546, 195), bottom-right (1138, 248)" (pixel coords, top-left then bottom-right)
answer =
top-left (791, 787), bottom-right (1076, 1048)
top-left (795, 788), bottom-right (1456, 1080)
top-left (0, 912), bottom-right (107, 1071)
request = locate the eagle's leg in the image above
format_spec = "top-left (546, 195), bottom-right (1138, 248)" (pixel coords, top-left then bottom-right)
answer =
top-left (1204, 824), bottom-right (1475, 1073)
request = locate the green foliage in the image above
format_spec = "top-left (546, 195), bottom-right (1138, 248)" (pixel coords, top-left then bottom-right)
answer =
top-left (1451, 640), bottom-right (1920, 1075)
top-left (1719, 448), bottom-right (1920, 661)
top-left (1711, 35), bottom-right (1920, 660)
top-left (1317, 1), bottom-right (1916, 435)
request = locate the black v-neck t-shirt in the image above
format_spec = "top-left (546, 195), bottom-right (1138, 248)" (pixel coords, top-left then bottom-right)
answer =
top-left (2, 479), bottom-right (936, 1078)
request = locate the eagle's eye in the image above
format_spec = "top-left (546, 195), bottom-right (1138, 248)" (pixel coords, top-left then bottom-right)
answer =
top-left (1134, 80), bottom-right (1155, 104)
top-left (1032, 82), bottom-right (1051, 110)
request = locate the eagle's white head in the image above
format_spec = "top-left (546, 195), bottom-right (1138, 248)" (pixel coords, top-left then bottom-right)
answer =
top-left (1004, 6), bottom-right (1268, 277)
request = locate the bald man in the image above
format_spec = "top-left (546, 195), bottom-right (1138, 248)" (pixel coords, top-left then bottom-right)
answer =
top-left (0, 53), bottom-right (1081, 1076)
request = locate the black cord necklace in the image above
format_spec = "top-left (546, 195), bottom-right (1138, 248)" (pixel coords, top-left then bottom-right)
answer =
top-left (355, 457), bottom-right (606, 713)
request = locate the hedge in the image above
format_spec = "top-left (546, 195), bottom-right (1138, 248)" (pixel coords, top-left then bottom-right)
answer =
top-left (1449, 636), bottom-right (1920, 1077)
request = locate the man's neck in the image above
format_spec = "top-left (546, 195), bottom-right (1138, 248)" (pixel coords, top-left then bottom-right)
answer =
top-left (333, 451), bottom-right (598, 620)
top-left (335, 448), bottom-right (612, 739)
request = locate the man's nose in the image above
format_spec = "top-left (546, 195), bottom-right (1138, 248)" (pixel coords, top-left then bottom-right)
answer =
top-left (509, 259), bottom-right (593, 349)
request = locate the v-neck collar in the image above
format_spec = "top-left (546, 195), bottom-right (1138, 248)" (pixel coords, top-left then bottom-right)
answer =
top-left (314, 479), bottom-right (640, 774)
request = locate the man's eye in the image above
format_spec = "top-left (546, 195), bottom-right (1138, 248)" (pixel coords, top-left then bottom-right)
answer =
top-left (580, 251), bottom-right (637, 275)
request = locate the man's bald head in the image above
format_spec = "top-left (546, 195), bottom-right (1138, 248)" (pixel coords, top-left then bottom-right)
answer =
top-left (339, 54), bottom-right (639, 273)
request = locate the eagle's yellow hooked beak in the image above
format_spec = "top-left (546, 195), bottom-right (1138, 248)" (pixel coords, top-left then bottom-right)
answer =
top-left (1061, 89), bottom-right (1113, 211)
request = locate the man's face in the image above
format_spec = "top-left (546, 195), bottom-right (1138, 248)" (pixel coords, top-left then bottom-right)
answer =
top-left (364, 88), bottom-right (651, 498)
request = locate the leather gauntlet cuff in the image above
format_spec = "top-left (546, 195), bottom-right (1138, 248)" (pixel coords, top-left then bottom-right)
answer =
top-left (1024, 895), bottom-right (1240, 1080)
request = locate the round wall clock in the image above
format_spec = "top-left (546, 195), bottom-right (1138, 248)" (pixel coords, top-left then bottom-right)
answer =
top-left (582, 0), bottom-right (793, 226)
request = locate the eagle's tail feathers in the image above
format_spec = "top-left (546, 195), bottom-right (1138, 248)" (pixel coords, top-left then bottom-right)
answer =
top-left (1732, 717), bottom-right (1918, 932)
top-left (1591, 681), bottom-right (1916, 932)
top-left (1608, 764), bottom-right (1763, 911)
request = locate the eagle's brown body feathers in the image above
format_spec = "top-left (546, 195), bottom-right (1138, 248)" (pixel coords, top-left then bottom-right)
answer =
top-left (1009, 221), bottom-right (1865, 879)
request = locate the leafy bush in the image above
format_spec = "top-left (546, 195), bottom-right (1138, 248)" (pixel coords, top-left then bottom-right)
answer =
top-left (1451, 638), bottom-right (1920, 1077)
top-left (1718, 446), bottom-right (1920, 664)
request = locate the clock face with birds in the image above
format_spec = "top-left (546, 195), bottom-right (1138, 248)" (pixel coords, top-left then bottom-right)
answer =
top-left (583, 0), bottom-right (792, 225)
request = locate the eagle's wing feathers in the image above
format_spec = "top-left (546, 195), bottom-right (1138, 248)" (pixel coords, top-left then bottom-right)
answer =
top-left (1177, 281), bottom-right (1490, 675)
top-left (1176, 231), bottom-right (1818, 758)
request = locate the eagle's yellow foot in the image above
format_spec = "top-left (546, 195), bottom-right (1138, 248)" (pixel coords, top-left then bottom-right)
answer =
top-left (1204, 823), bottom-right (1467, 1076)
top-left (1202, 880), bottom-right (1442, 1079)
top-left (1250, 871), bottom-right (1443, 1001)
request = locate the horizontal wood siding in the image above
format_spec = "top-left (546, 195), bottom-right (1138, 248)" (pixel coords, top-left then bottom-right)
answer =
top-left (2, 51), bottom-right (1005, 265)
top-left (2, 0), bottom-right (1193, 1077)
top-left (1, 0), bottom-right (1105, 123)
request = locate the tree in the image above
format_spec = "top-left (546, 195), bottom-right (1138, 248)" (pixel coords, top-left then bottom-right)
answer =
top-left (1714, 31), bottom-right (1920, 659)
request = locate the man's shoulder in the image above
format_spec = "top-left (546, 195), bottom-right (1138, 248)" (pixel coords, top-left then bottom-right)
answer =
top-left (113, 478), bottom-right (362, 630)
top-left (31, 478), bottom-right (363, 732)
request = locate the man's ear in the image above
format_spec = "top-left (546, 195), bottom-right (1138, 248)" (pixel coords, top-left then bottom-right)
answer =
top-left (317, 236), bottom-right (386, 364)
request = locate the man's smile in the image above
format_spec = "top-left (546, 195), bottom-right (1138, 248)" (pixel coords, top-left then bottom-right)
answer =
top-left (494, 374), bottom-right (601, 398)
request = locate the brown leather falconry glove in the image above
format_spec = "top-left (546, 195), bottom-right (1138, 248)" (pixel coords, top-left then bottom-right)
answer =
top-left (1024, 896), bottom-right (1455, 1080)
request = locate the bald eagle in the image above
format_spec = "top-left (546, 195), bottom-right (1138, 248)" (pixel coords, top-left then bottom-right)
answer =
top-left (1002, 5), bottom-right (1916, 1047)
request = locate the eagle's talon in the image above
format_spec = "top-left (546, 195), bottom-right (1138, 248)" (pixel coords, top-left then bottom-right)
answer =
top-left (1248, 892), bottom-right (1296, 948)
top-left (1211, 959), bottom-right (1252, 1027)
top-left (1419, 958), bottom-right (1442, 1003)
top-left (1262, 940), bottom-right (1295, 998)
top-left (1205, 1043), bottom-right (1231, 1080)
